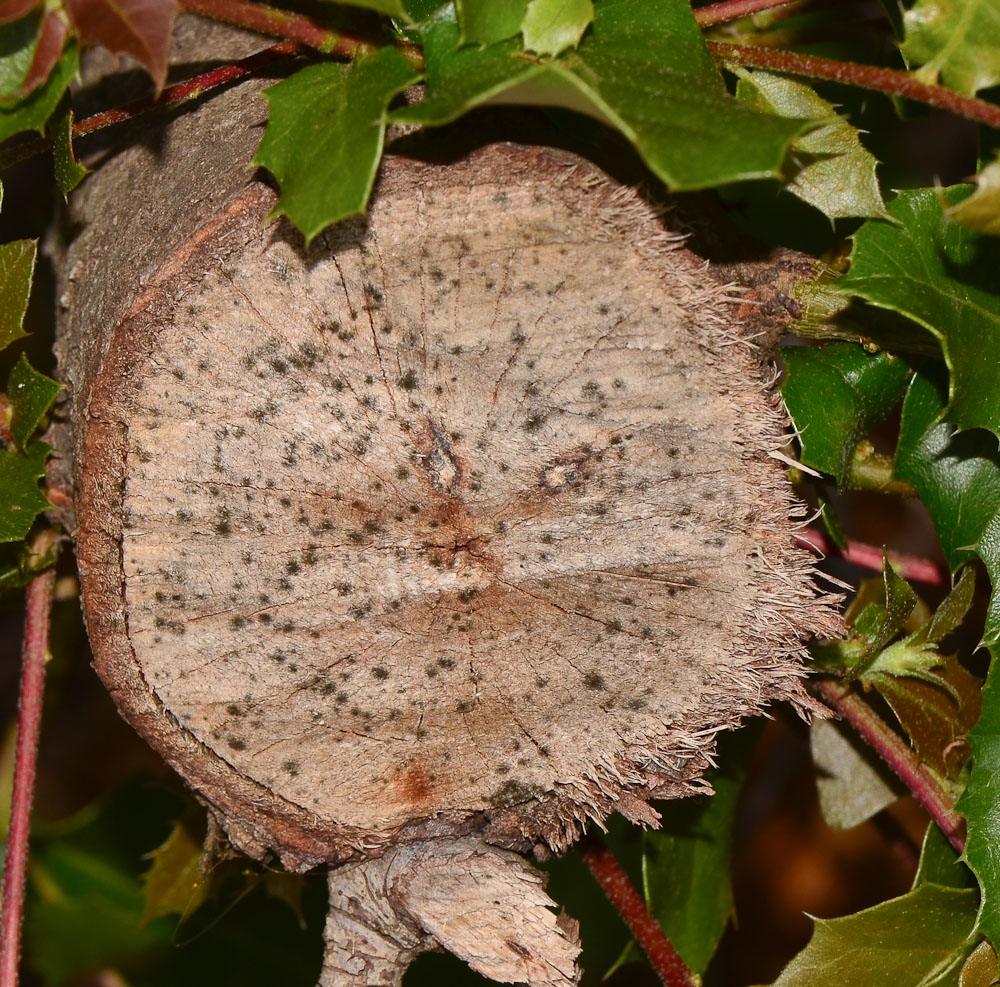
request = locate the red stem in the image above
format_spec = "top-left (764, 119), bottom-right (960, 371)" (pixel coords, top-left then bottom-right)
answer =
top-left (797, 528), bottom-right (948, 586)
top-left (581, 842), bottom-right (696, 987)
top-left (708, 41), bottom-right (1000, 130)
top-left (695, 0), bottom-right (798, 27)
top-left (0, 551), bottom-right (56, 987)
top-left (178, 0), bottom-right (371, 56)
top-left (812, 678), bottom-right (966, 853)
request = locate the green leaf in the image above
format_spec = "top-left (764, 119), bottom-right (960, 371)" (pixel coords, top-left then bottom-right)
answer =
top-left (521, 0), bottom-right (593, 55)
top-left (456, 0), bottom-right (527, 45)
top-left (914, 822), bottom-right (976, 890)
top-left (901, 0), bottom-right (1000, 96)
top-left (769, 882), bottom-right (978, 986)
top-left (0, 238), bottom-right (36, 351)
top-left (395, 0), bottom-right (811, 190)
top-left (734, 69), bottom-right (890, 222)
top-left (959, 650), bottom-right (1000, 953)
top-left (141, 817), bottom-right (210, 923)
top-left (947, 156), bottom-right (1000, 235)
top-left (0, 40), bottom-right (76, 143)
top-left (7, 352), bottom-right (60, 450)
top-left (0, 440), bottom-right (49, 542)
top-left (810, 718), bottom-right (900, 829)
top-left (325, 0), bottom-right (408, 15)
top-left (0, 536), bottom-right (55, 593)
top-left (0, 10), bottom-right (40, 101)
top-left (780, 342), bottom-right (911, 484)
top-left (834, 187), bottom-right (1000, 439)
top-left (254, 47), bottom-right (421, 243)
top-left (641, 724), bottom-right (758, 975)
top-left (46, 97), bottom-right (88, 196)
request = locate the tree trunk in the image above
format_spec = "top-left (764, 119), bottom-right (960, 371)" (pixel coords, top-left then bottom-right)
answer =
top-left (51, 20), bottom-right (840, 985)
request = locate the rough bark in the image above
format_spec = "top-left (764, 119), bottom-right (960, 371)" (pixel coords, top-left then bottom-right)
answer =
top-left (52, 22), bottom-right (841, 985)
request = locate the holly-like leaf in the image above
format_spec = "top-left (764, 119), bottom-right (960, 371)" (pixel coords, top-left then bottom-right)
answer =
top-left (0, 238), bottom-right (36, 351)
top-left (735, 69), bottom-right (890, 222)
top-left (62, 0), bottom-right (176, 90)
top-left (948, 156), bottom-right (1000, 235)
top-left (395, 0), bottom-right (811, 191)
top-left (0, 10), bottom-right (40, 101)
top-left (7, 352), bottom-right (60, 450)
top-left (769, 882), bottom-right (978, 986)
top-left (0, 41), bottom-right (76, 144)
top-left (46, 97), bottom-right (88, 196)
top-left (0, 440), bottom-right (49, 542)
top-left (254, 47), bottom-right (421, 243)
top-left (834, 187), bottom-right (1000, 439)
top-left (901, 0), bottom-right (1000, 96)
top-left (521, 0), bottom-right (593, 55)
top-left (914, 821), bottom-right (976, 890)
top-left (810, 718), bottom-right (901, 829)
top-left (641, 724), bottom-right (758, 975)
top-left (781, 342), bottom-right (911, 484)
top-left (456, 0), bottom-right (527, 45)
top-left (141, 816), bottom-right (210, 923)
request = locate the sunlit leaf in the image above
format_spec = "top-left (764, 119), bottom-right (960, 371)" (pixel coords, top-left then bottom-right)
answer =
top-left (0, 10), bottom-right (41, 101)
top-left (735, 69), bottom-right (890, 222)
top-left (901, 0), bottom-right (1000, 95)
top-left (0, 40), bottom-right (76, 143)
top-left (20, 9), bottom-right (67, 95)
top-left (7, 351), bottom-right (60, 450)
top-left (254, 47), bottom-right (421, 242)
top-left (456, 0), bottom-right (527, 45)
top-left (521, 0), bottom-right (593, 55)
top-left (63, 0), bottom-right (176, 90)
top-left (948, 156), bottom-right (1000, 235)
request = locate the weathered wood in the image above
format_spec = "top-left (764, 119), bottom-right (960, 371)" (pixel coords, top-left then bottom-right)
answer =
top-left (53, 26), bottom-right (840, 984)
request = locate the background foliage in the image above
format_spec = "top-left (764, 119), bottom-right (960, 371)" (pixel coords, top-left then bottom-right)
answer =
top-left (2, 0), bottom-right (1000, 983)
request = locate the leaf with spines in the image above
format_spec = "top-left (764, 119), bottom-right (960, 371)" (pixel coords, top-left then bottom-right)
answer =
top-left (735, 69), bottom-right (890, 222)
top-left (0, 440), bottom-right (50, 542)
top-left (7, 352), bottom-right (61, 450)
top-left (0, 238), bottom-right (36, 351)
top-left (901, 0), bottom-right (1000, 95)
top-left (46, 99), bottom-right (88, 196)
top-left (834, 188), bottom-right (1000, 440)
top-left (394, 0), bottom-right (812, 190)
top-left (521, 0), bottom-right (593, 55)
top-left (780, 341), bottom-right (911, 485)
top-left (254, 47), bottom-right (421, 243)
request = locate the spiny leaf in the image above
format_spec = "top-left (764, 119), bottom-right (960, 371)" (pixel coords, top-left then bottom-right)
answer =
top-left (810, 718), bottom-right (901, 830)
top-left (0, 238), bottom-right (36, 351)
top-left (0, 41), bottom-right (75, 144)
top-left (456, 0), bottom-right (527, 45)
top-left (521, 0), bottom-right (593, 55)
top-left (948, 156), bottom-right (1000, 235)
top-left (46, 97), bottom-right (88, 196)
top-left (780, 341), bottom-right (911, 485)
top-left (913, 821), bottom-right (976, 890)
top-left (7, 351), bottom-right (60, 450)
top-left (141, 817), bottom-right (210, 923)
top-left (0, 440), bottom-right (49, 542)
top-left (641, 724), bottom-right (758, 975)
top-left (254, 47), bottom-right (421, 243)
top-left (62, 0), bottom-right (177, 90)
top-left (834, 187), bottom-right (1000, 439)
top-left (769, 882), bottom-right (978, 986)
top-left (901, 0), bottom-right (1000, 96)
top-left (734, 69), bottom-right (890, 222)
top-left (394, 0), bottom-right (811, 190)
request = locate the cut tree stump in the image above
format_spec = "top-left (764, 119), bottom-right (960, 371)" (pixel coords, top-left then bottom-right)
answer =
top-left (52, 21), bottom-right (840, 986)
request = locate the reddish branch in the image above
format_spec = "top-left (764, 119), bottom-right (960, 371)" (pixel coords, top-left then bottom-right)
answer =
top-left (812, 679), bottom-right (966, 854)
top-left (0, 542), bottom-right (57, 987)
top-left (581, 842), bottom-right (696, 987)
top-left (695, 0), bottom-right (799, 27)
top-left (797, 528), bottom-right (949, 586)
top-left (708, 41), bottom-right (1000, 130)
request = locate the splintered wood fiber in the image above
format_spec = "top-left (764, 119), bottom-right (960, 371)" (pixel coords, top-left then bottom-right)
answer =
top-left (71, 144), bottom-right (838, 867)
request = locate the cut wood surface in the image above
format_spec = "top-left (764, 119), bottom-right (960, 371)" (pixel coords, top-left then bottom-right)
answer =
top-left (53, 23), bottom-right (840, 983)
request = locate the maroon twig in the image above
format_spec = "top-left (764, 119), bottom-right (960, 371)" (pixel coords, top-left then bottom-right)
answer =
top-left (708, 41), bottom-right (1000, 130)
top-left (0, 542), bottom-right (57, 987)
top-left (797, 528), bottom-right (949, 586)
top-left (695, 0), bottom-right (799, 27)
top-left (811, 678), bottom-right (966, 853)
top-left (581, 842), bottom-right (696, 987)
